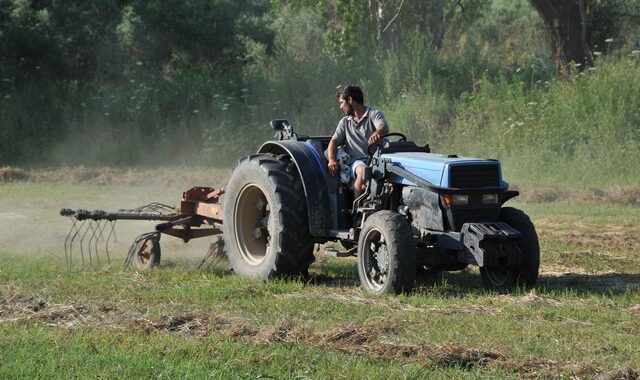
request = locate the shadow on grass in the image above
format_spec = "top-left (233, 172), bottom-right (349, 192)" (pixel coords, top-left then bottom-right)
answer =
top-left (159, 254), bottom-right (640, 297)
top-left (307, 259), bottom-right (640, 297)
top-left (421, 271), bottom-right (640, 297)
top-left (537, 272), bottom-right (640, 295)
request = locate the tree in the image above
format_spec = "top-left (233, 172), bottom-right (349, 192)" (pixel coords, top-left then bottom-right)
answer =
top-left (528, 0), bottom-right (594, 75)
top-left (274, 0), bottom-right (482, 60)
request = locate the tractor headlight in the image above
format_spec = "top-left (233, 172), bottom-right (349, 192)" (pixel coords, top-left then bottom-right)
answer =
top-left (444, 194), bottom-right (469, 206)
top-left (453, 195), bottom-right (469, 205)
top-left (482, 193), bottom-right (499, 204)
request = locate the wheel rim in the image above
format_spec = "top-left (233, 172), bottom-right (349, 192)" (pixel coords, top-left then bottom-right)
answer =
top-left (137, 240), bottom-right (152, 266)
top-left (234, 184), bottom-right (271, 265)
top-left (361, 228), bottom-right (389, 291)
top-left (484, 266), bottom-right (510, 287)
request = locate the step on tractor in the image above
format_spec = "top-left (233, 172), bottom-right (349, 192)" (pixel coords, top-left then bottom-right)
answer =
top-left (61, 120), bottom-right (540, 295)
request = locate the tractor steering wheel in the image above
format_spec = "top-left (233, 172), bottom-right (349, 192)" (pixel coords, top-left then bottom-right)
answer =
top-left (367, 132), bottom-right (408, 155)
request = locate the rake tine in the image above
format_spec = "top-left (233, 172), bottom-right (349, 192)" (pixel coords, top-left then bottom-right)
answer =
top-left (94, 220), bottom-right (110, 265)
top-left (124, 242), bottom-right (133, 268)
top-left (111, 221), bottom-right (119, 244)
top-left (123, 240), bottom-right (134, 268)
top-left (104, 221), bottom-right (116, 265)
top-left (156, 203), bottom-right (174, 213)
top-left (198, 248), bottom-right (213, 269)
top-left (79, 220), bottom-right (94, 269)
top-left (64, 217), bottom-right (81, 268)
top-left (69, 220), bottom-right (89, 269)
top-left (87, 220), bottom-right (100, 266)
top-left (94, 220), bottom-right (105, 266)
top-left (66, 219), bottom-right (77, 267)
top-left (198, 235), bottom-right (226, 270)
top-left (94, 220), bottom-right (105, 263)
top-left (63, 219), bottom-right (71, 266)
top-left (89, 220), bottom-right (100, 266)
top-left (198, 249), bottom-right (223, 270)
top-left (95, 220), bottom-right (108, 265)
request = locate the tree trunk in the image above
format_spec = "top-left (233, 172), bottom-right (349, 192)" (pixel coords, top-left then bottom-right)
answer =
top-left (369, 0), bottom-right (404, 54)
top-left (428, 0), bottom-right (446, 50)
top-left (529, 0), bottom-right (593, 76)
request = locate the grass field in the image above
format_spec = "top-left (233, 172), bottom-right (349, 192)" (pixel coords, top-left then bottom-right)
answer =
top-left (1, 169), bottom-right (639, 378)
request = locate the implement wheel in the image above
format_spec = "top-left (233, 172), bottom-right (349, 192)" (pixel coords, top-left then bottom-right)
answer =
top-left (357, 211), bottom-right (416, 295)
top-left (223, 154), bottom-right (314, 280)
top-left (480, 207), bottom-right (540, 290)
top-left (135, 237), bottom-right (161, 270)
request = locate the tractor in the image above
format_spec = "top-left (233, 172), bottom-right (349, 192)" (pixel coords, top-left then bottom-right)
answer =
top-left (61, 119), bottom-right (539, 295)
top-left (222, 120), bottom-right (539, 294)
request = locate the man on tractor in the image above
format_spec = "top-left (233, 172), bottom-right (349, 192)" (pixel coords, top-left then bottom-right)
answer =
top-left (327, 85), bottom-right (389, 197)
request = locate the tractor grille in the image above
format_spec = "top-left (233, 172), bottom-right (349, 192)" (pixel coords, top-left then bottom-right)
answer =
top-left (450, 165), bottom-right (500, 188)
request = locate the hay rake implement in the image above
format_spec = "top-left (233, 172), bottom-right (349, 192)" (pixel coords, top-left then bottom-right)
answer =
top-left (60, 187), bottom-right (225, 269)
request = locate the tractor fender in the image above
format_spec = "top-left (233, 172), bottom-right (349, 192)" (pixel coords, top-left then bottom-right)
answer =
top-left (258, 140), bottom-right (332, 237)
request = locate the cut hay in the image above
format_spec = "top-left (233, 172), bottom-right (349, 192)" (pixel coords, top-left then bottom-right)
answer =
top-left (0, 167), bottom-right (29, 182)
top-left (2, 291), bottom-right (638, 378)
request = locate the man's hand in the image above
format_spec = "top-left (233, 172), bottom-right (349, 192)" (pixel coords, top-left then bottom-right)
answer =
top-left (368, 132), bottom-right (381, 145)
top-left (328, 158), bottom-right (339, 176)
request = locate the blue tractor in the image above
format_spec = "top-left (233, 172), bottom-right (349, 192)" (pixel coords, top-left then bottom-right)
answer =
top-left (222, 120), bottom-right (540, 294)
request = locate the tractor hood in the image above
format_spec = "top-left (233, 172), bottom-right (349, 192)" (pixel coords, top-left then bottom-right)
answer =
top-left (379, 152), bottom-right (506, 189)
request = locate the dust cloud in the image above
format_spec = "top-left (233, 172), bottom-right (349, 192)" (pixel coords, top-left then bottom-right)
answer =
top-left (0, 166), bottom-right (229, 264)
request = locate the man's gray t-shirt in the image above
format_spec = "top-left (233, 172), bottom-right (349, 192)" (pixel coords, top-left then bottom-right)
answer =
top-left (332, 107), bottom-right (389, 164)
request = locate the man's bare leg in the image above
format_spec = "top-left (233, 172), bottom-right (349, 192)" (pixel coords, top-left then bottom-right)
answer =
top-left (354, 164), bottom-right (365, 198)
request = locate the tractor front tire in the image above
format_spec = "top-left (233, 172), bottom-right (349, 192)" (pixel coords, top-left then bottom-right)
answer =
top-left (223, 154), bottom-right (314, 280)
top-left (357, 211), bottom-right (416, 295)
top-left (480, 207), bottom-right (540, 290)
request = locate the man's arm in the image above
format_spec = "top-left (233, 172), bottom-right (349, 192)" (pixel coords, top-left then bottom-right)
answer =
top-left (367, 123), bottom-right (388, 144)
top-left (367, 110), bottom-right (389, 144)
top-left (327, 138), bottom-right (339, 176)
top-left (328, 119), bottom-right (346, 176)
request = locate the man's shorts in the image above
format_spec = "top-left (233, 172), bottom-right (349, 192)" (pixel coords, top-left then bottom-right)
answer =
top-left (350, 160), bottom-right (366, 180)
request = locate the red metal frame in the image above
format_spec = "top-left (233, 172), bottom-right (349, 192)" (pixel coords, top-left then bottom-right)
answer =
top-left (180, 187), bottom-right (225, 221)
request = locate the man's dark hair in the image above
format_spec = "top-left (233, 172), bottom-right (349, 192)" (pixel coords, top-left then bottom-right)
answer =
top-left (336, 85), bottom-right (364, 104)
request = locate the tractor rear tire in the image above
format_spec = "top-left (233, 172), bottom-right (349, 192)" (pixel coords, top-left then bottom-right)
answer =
top-left (480, 207), bottom-right (540, 290)
top-left (357, 211), bottom-right (416, 295)
top-left (223, 154), bottom-right (315, 280)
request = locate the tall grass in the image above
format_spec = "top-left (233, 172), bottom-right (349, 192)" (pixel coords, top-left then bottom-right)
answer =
top-left (441, 56), bottom-right (640, 187)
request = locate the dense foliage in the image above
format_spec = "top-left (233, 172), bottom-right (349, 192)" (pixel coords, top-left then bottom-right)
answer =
top-left (0, 0), bottom-right (638, 186)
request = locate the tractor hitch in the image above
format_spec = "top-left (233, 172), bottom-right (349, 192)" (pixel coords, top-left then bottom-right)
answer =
top-left (461, 222), bottom-right (523, 267)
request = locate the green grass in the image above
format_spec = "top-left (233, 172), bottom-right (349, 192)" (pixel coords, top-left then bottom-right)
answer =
top-left (1, 253), bottom-right (639, 378)
top-left (0, 325), bottom-right (437, 379)
top-left (1, 181), bottom-right (639, 378)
